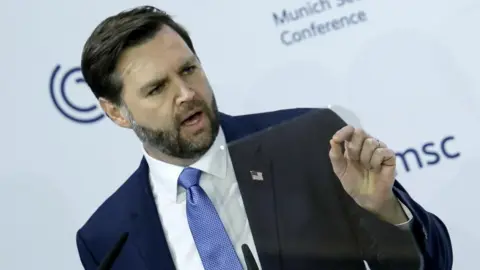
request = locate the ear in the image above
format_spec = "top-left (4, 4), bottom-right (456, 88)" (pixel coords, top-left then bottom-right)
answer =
top-left (99, 98), bottom-right (132, 129)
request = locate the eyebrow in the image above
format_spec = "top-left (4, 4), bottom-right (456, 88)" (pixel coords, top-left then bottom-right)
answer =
top-left (137, 56), bottom-right (198, 93)
top-left (176, 55), bottom-right (197, 72)
top-left (139, 77), bottom-right (167, 94)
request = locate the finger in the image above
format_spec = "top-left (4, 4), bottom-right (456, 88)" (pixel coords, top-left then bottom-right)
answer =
top-left (382, 148), bottom-right (396, 166)
top-left (331, 125), bottom-right (354, 143)
top-left (370, 148), bottom-right (396, 173)
top-left (359, 138), bottom-right (381, 169)
top-left (329, 139), bottom-right (347, 175)
top-left (329, 139), bottom-right (346, 163)
top-left (346, 129), bottom-right (368, 161)
top-left (378, 141), bottom-right (387, 148)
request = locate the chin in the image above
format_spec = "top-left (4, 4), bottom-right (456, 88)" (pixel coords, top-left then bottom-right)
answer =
top-left (191, 131), bottom-right (215, 149)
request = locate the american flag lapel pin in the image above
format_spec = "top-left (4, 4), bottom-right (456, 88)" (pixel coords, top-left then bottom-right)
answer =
top-left (250, 170), bottom-right (264, 181)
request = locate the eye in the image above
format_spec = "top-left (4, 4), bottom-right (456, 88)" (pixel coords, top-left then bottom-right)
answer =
top-left (147, 85), bottom-right (164, 96)
top-left (181, 65), bottom-right (197, 75)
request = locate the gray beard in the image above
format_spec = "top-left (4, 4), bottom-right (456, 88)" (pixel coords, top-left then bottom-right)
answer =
top-left (122, 98), bottom-right (220, 159)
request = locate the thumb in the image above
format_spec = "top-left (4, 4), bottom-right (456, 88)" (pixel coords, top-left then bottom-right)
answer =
top-left (329, 139), bottom-right (347, 176)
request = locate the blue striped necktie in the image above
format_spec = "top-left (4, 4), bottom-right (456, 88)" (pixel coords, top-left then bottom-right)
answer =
top-left (178, 167), bottom-right (243, 270)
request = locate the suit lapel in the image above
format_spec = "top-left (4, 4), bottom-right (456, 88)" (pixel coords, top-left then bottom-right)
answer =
top-left (122, 113), bottom-right (275, 270)
top-left (228, 137), bottom-right (282, 270)
top-left (128, 159), bottom-right (176, 270)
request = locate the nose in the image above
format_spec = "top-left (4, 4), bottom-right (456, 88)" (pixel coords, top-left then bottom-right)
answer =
top-left (174, 78), bottom-right (195, 105)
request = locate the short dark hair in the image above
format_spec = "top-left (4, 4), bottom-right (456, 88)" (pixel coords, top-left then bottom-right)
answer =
top-left (81, 6), bottom-right (196, 104)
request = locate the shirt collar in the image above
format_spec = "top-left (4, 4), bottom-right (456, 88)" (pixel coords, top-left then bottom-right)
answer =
top-left (143, 128), bottom-right (228, 202)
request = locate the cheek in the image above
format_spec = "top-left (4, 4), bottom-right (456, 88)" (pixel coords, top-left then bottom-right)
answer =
top-left (200, 86), bottom-right (214, 107)
top-left (132, 104), bottom-right (172, 128)
top-left (192, 71), bottom-right (213, 98)
top-left (202, 89), bottom-right (213, 105)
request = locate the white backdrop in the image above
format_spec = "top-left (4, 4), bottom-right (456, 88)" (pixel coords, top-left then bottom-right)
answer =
top-left (1, 0), bottom-right (479, 269)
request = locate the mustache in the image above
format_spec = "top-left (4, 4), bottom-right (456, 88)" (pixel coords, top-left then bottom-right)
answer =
top-left (174, 100), bottom-right (209, 125)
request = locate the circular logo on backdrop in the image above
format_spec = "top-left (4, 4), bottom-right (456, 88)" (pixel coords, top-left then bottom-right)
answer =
top-left (49, 64), bottom-right (104, 124)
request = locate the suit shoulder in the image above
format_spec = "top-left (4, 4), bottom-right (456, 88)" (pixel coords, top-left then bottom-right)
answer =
top-left (240, 107), bottom-right (313, 119)
top-left (234, 107), bottom-right (311, 127)
top-left (239, 107), bottom-right (343, 126)
top-left (77, 160), bottom-right (146, 243)
top-left (221, 108), bottom-right (346, 142)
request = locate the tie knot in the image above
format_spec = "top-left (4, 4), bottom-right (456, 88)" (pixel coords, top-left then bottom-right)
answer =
top-left (178, 167), bottom-right (202, 189)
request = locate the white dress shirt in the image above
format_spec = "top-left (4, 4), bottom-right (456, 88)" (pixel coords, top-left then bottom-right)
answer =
top-left (144, 129), bottom-right (260, 269)
top-left (143, 128), bottom-right (416, 270)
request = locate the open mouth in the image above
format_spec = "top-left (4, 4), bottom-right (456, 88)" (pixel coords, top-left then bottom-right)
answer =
top-left (181, 111), bottom-right (203, 126)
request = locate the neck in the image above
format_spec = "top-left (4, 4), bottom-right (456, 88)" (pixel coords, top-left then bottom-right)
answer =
top-left (143, 143), bottom-right (200, 167)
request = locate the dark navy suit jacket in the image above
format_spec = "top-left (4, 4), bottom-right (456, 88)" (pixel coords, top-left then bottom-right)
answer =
top-left (76, 108), bottom-right (453, 270)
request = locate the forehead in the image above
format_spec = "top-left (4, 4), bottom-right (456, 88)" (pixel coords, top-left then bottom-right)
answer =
top-left (116, 26), bottom-right (194, 87)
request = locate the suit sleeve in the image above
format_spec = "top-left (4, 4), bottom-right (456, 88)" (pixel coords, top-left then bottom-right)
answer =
top-left (324, 108), bottom-right (453, 269)
top-left (76, 230), bottom-right (99, 270)
top-left (393, 182), bottom-right (453, 269)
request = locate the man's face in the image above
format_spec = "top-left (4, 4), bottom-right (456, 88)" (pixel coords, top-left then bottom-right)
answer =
top-left (114, 26), bottom-right (219, 159)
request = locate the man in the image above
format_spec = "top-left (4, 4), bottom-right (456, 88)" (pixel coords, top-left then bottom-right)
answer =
top-left (76, 5), bottom-right (452, 270)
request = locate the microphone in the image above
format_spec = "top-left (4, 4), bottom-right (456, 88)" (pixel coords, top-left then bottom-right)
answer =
top-left (242, 244), bottom-right (259, 270)
top-left (97, 232), bottom-right (129, 270)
